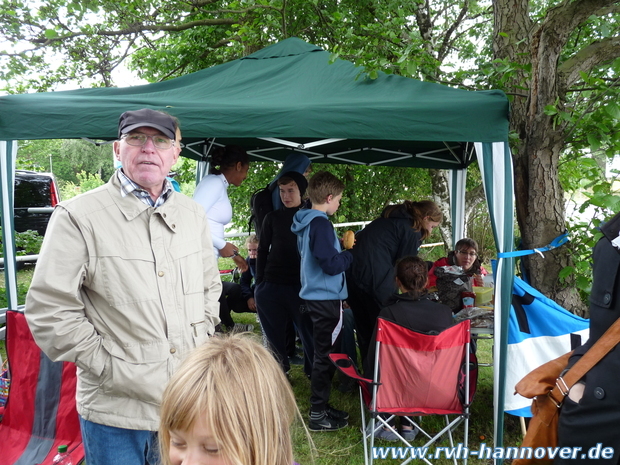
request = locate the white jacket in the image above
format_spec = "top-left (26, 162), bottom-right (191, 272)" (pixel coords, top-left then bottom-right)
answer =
top-left (25, 174), bottom-right (221, 431)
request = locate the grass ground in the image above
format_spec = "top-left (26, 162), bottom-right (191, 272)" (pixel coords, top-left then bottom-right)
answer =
top-left (1, 266), bottom-right (523, 464)
top-left (231, 312), bottom-right (523, 465)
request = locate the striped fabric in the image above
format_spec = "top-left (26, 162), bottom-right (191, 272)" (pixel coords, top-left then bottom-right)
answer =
top-left (0, 310), bottom-right (84, 465)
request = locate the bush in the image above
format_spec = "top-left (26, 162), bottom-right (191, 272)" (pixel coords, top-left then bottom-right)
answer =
top-left (0, 227), bottom-right (44, 256)
top-left (59, 171), bottom-right (105, 200)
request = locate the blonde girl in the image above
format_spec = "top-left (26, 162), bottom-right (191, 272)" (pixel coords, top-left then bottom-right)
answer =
top-left (159, 334), bottom-right (302, 465)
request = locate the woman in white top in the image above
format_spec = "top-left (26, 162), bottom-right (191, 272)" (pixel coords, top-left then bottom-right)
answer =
top-left (194, 145), bottom-right (253, 332)
top-left (194, 145), bottom-right (250, 272)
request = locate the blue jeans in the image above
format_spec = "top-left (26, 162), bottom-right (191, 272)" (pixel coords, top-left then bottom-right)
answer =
top-left (79, 416), bottom-right (159, 465)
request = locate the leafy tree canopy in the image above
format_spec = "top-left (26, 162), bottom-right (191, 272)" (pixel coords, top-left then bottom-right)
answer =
top-left (4, 0), bottom-right (620, 308)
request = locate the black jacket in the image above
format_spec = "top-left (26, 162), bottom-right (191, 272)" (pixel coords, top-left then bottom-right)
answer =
top-left (239, 257), bottom-right (256, 300)
top-left (364, 292), bottom-right (453, 375)
top-left (256, 205), bottom-right (303, 285)
top-left (556, 211), bottom-right (620, 463)
top-left (350, 205), bottom-right (422, 306)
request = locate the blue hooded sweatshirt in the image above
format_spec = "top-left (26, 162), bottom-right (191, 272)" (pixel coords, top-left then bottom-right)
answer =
top-left (291, 209), bottom-right (353, 301)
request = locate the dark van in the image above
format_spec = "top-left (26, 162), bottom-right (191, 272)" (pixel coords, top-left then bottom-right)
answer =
top-left (12, 170), bottom-right (60, 235)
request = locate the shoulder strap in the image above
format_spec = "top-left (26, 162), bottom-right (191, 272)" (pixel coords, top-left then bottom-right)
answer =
top-left (550, 316), bottom-right (620, 403)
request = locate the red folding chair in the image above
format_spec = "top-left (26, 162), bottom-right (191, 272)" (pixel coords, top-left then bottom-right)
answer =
top-left (0, 309), bottom-right (85, 464)
top-left (331, 318), bottom-right (477, 465)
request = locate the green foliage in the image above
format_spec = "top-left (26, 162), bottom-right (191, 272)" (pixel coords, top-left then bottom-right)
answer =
top-left (560, 154), bottom-right (620, 299)
top-left (59, 170), bottom-right (106, 200)
top-left (0, 0), bottom-right (492, 90)
top-left (17, 139), bottom-right (115, 185)
top-left (0, 227), bottom-right (44, 256)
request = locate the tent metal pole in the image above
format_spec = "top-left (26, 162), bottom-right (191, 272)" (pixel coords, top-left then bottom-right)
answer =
top-left (449, 168), bottom-right (467, 248)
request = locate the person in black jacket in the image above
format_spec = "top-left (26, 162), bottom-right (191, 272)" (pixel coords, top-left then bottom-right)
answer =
top-left (366, 255), bottom-right (453, 442)
top-left (254, 171), bottom-right (315, 377)
top-left (556, 211), bottom-right (620, 463)
top-left (347, 200), bottom-right (442, 362)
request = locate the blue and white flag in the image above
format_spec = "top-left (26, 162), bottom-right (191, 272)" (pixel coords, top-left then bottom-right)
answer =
top-left (504, 277), bottom-right (589, 417)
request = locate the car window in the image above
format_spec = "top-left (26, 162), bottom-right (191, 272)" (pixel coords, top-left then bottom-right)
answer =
top-left (15, 177), bottom-right (52, 208)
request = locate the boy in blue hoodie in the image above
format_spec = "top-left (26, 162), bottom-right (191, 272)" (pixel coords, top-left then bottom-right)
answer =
top-left (291, 171), bottom-right (353, 431)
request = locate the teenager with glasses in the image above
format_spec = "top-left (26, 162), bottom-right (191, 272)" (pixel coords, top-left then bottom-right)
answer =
top-left (427, 237), bottom-right (488, 288)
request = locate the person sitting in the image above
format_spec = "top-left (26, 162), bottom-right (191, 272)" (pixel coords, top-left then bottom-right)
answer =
top-left (216, 235), bottom-right (258, 334)
top-left (159, 333), bottom-right (304, 465)
top-left (427, 237), bottom-right (488, 288)
top-left (366, 255), bottom-right (453, 442)
top-left (240, 234), bottom-right (258, 312)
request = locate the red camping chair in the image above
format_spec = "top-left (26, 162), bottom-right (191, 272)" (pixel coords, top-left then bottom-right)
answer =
top-left (330, 318), bottom-right (477, 465)
top-left (0, 309), bottom-right (85, 464)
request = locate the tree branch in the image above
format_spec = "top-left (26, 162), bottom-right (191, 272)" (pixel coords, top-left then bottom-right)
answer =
top-left (30, 17), bottom-right (239, 45)
top-left (558, 36), bottom-right (620, 90)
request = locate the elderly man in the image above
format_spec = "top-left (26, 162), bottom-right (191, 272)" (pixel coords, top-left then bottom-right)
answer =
top-left (25, 109), bottom-right (221, 465)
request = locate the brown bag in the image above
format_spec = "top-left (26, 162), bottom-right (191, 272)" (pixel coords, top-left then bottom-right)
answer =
top-left (513, 317), bottom-right (620, 465)
top-left (512, 352), bottom-right (571, 465)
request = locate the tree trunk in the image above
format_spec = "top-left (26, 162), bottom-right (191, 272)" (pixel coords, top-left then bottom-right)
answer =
top-left (429, 168), bottom-right (487, 250)
top-left (429, 168), bottom-right (451, 247)
top-left (493, 0), bottom-right (591, 315)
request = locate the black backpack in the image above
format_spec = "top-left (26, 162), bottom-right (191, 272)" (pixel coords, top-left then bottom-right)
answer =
top-left (249, 183), bottom-right (276, 238)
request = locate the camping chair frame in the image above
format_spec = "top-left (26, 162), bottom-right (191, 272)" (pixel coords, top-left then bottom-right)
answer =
top-left (331, 318), bottom-right (476, 465)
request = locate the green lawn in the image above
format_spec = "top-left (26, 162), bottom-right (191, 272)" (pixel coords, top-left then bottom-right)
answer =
top-left (1, 267), bottom-right (523, 464)
top-left (231, 312), bottom-right (524, 464)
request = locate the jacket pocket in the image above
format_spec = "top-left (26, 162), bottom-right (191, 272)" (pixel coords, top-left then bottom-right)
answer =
top-left (101, 354), bottom-right (168, 405)
top-left (180, 254), bottom-right (204, 295)
top-left (190, 319), bottom-right (209, 347)
top-left (98, 246), bottom-right (158, 306)
top-left (173, 238), bottom-right (204, 295)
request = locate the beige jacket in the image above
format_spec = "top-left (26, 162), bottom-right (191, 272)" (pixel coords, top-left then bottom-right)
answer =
top-left (25, 174), bottom-right (221, 431)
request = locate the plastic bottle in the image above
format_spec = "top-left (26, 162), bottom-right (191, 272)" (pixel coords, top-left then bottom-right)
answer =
top-left (461, 291), bottom-right (476, 309)
top-left (52, 445), bottom-right (73, 465)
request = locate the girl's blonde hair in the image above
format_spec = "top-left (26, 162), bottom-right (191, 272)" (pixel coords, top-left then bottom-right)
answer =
top-left (159, 334), bottom-right (298, 465)
top-left (245, 233), bottom-right (258, 247)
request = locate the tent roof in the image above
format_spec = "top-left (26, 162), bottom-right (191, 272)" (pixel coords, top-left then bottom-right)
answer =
top-left (0, 37), bottom-right (509, 169)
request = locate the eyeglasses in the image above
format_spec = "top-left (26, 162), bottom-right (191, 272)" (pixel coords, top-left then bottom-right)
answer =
top-left (122, 133), bottom-right (175, 150)
top-left (457, 250), bottom-right (478, 257)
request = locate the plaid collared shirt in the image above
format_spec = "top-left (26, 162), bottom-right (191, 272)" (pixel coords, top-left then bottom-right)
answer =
top-left (117, 169), bottom-right (173, 208)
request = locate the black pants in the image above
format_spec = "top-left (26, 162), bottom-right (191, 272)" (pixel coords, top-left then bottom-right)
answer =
top-left (307, 299), bottom-right (343, 412)
top-left (255, 282), bottom-right (314, 375)
top-left (346, 279), bottom-right (381, 364)
top-left (219, 281), bottom-right (254, 328)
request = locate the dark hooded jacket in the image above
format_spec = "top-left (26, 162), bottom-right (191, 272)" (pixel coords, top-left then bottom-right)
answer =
top-left (349, 204), bottom-right (422, 306)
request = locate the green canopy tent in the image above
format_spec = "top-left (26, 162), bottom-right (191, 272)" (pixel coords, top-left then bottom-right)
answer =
top-left (0, 37), bottom-right (514, 453)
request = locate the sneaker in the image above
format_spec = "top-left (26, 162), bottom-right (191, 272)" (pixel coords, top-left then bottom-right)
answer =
top-left (232, 323), bottom-right (254, 333)
top-left (308, 412), bottom-right (348, 432)
top-left (325, 404), bottom-right (349, 421)
top-left (401, 427), bottom-right (418, 441)
top-left (374, 426), bottom-right (399, 442)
